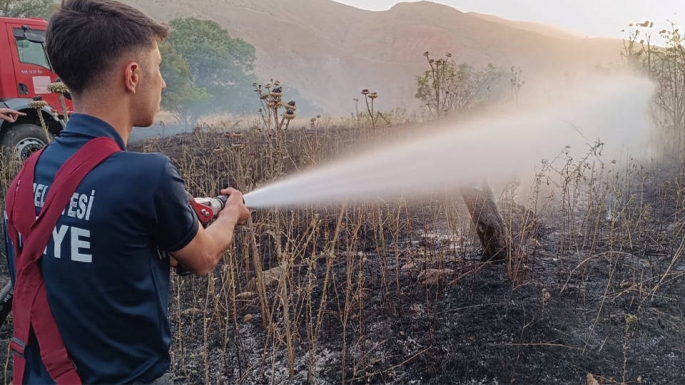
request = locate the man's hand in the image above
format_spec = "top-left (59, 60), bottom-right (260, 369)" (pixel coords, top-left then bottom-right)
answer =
top-left (0, 108), bottom-right (26, 123)
top-left (170, 187), bottom-right (251, 276)
top-left (218, 187), bottom-right (251, 226)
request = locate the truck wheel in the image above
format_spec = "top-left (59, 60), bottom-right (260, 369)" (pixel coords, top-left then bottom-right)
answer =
top-left (0, 123), bottom-right (50, 163)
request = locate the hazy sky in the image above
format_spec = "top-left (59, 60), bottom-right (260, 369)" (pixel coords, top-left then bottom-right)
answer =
top-left (333, 0), bottom-right (683, 41)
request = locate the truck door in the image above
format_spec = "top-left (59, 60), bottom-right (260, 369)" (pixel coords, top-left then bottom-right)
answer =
top-left (0, 22), bottom-right (18, 99)
top-left (4, 22), bottom-right (63, 110)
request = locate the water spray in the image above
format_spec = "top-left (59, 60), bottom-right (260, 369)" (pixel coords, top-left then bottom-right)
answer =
top-left (243, 75), bottom-right (656, 209)
top-left (197, 75), bottom-right (657, 212)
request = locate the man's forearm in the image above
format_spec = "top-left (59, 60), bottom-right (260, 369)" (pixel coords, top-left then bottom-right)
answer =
top-left (171, 208), bottom-right (242, 276)
top-left (203, 208), bottom-right (241, 262)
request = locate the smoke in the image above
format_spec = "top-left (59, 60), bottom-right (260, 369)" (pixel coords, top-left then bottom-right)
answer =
top-left (243, 74), bottom-right (656, 209)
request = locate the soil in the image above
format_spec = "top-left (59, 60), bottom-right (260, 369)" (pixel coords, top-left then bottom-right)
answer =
top-left (0, 131), bottom-right (683, 385)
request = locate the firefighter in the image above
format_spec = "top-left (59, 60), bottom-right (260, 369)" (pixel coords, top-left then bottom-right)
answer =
top-left (0, 108), bottom-right (25, 123)
top-left (2, 0), bottom-right (250, 384)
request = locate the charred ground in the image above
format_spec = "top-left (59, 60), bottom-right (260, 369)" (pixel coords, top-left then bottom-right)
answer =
top-left (0, 127), bottom-right (683, 385)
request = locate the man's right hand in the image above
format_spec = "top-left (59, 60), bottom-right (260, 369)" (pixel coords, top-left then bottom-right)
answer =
top-left (219, 187), bottom-right (250, 226)
top-left (0, 108), bottom-right (26, 123)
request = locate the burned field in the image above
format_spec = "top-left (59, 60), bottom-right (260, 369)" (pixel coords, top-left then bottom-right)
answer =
top-left (1, 126), bottom-right (684, 385)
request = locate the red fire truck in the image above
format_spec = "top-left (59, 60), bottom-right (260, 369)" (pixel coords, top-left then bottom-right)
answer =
top-left (0, 16), bottom-right (71, 162)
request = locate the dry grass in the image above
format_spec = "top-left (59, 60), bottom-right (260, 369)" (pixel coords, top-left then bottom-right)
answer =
top-left (0, 87), bottom-right (683, 385)
top-left (121, 111), bottom-right (683, 384)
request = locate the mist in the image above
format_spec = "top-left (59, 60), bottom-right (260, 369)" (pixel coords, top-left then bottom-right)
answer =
top-left (243, 74), bottom-right (656, 208)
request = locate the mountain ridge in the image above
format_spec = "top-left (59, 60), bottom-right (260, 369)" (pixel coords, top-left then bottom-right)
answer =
top-left (121, 0), bottom-right (625, 116)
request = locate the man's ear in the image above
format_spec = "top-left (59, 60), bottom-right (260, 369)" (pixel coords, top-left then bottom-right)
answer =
top-left (124, 62), bottom-right (140, 94)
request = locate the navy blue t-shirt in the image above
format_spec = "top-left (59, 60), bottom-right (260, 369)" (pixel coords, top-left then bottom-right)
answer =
top-left (3, 114), bottom-right (199, 384)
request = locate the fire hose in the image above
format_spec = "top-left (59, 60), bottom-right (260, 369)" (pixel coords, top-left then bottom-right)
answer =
top-left (175, 193), bottom-right (233, 275)
top-left (0, 192), bottom-right (234, 325)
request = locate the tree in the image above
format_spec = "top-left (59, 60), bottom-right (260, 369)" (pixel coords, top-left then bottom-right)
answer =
top-left (460, 182), bottom-right (509, 263)
top-left (0, 0), bottom-right (56, 19)
top-left (159, 41), bottom-right (210, 125)
top-left (416, 52), bottom-right (504, 119)
top-left (622, 21), bottom-right (685, 155)
top-left (509, 66), bottom-right (525, 108)
top-left (166, 18), bottom-right (259, 116)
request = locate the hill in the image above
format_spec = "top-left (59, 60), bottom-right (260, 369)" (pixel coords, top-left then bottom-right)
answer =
top-left (121, 0), bottom-right (626, 116)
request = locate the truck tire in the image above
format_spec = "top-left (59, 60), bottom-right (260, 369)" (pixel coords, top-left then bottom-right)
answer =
top-left (0, 282), bottom-right (12, 327)
top-left (0, 123), bottom-right (50, 163)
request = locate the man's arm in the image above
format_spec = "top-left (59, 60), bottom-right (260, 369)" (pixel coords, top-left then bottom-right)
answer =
top-left (170, 188), bottom-right (250, 276)
top-left (150, 157), bottom-right (250, 277)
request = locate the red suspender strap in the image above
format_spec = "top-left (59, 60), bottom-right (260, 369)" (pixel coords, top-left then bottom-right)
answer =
top-left (5, 147), bottom-right (43, 264)
top-left (4, 148), bottom-right (41, 385)
top-left (5, 137), bottom-right (121, 385)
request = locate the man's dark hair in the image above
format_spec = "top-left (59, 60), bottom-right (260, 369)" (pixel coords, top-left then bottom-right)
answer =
top-left (46, 0), bottom-right (169, 94)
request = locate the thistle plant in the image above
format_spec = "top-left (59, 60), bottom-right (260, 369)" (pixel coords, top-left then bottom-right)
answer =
top-left (510, 66), bottom-right (525, 108)
top-left (418, 51), bottom-right (450, 119)
top-left (309, 115), bottom-right (321, 130)
top-left (254, 79), bottom-right (297, 138)
top-left (361, 89), bottom-right (381, 130)
top-left (352, 97), bottom-right (361, 127)
top-left (28, 98), bottom-right (51, 142)
top-left (254, 79), bottom-right (298, 176)
top-left (48, 81), bottom-right (71, 123)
